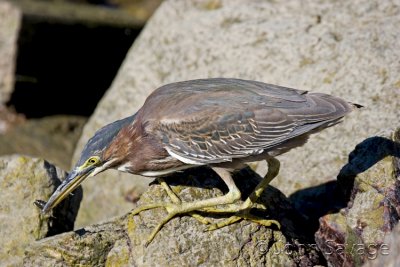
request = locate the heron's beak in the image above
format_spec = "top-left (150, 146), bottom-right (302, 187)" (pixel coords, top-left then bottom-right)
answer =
top-left (41, 166), bottom-right (94, 213)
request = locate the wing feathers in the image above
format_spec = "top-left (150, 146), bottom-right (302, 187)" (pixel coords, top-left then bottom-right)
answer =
top-left (144, 80), bottom-right (356, 165)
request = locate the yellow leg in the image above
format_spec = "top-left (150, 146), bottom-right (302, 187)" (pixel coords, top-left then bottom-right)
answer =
top-left (157, 177), bottom-right (181, 203)
top-left (131, 167), bottom-right (242, 246)
top-left (206, 157), bottom-right (281, 231)
top-left (157, 177), bottom-right (212, 225)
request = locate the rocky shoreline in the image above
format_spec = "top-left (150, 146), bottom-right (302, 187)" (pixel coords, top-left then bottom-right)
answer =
top-left (1, 0), bottom-right (399, 266)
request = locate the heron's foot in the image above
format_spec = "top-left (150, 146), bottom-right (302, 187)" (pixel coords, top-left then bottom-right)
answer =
top-left (207, 209), bottom-right (280, 231)
top-left (157, 177), bottom-right (212, 225)
top-left (131, 188), bottom-right (241, 246)
top-left (130, 200), bottom-right (224, 246)
top-left (131, 201), bottom-right (186, 246)
top-left (200, 202), bottom-right (267, 213)
top-left (202, 200), bottom-right (280, 231)
top-left (206, 157), bottom-right (281, 231)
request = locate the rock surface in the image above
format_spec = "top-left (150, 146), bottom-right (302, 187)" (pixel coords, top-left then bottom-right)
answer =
top-left (363, 223), bottom-right (400, 267)
top-left (0, 1), bottom-right (21, 104)
top-left (0, 105), bottom-right (25, 134)
top-left (13, 0), bottom-right (161, 28)
top-left (24, 167), bottom-right (323, 266)
top-left (73, 0), bottom-right (400, 227)
top-left (0, 115), bottom-right (86, 170)
top-left (0, 155), bottom-right (81, 266)
top-left (315, 128), bottom-right (400, 266)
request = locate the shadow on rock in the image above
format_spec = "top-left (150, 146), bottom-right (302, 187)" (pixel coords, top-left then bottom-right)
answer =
top-left (288, 128), bottom-right (400, 266)
top-left (337, 134), bottom-right (400, 199)
top-left (289, 133), bottom-right (400, 235)
top-left (43, 160), bottom-right (83, 237)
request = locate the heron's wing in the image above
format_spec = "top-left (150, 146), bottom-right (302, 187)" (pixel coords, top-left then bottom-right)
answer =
top-left (143, 79), bottom-right (354, 165)
top-left (152, 99), bottom-right (350, 165)
top-left (153, 109), bottom-right (293, 164)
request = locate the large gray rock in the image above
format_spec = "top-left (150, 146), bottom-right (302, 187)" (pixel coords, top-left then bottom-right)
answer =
top-left (0, 155), bottom-right (81, 266)
top-left (24, 167), bottom-right (323, 266)
top-left (73, 0), bottom-right (400, 227)
top-left (0, 1), bottom-right (21, 104)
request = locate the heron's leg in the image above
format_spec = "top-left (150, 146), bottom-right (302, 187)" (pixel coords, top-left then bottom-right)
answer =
top-left (157, 177), bottom-right (180, 203)
top-left (206, 157), bottom-right (281, 231)
top-left (131, 167), bottom-right (242, 246)
top-left (157, 177), bottom-right (212, 225)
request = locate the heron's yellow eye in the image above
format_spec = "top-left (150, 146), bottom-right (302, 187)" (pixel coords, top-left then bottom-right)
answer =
top-left (86, 156), bottom-right (100, 166)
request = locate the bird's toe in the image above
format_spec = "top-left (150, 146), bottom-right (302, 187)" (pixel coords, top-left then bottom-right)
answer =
top-left (206, 211), bottom-right (280, 231)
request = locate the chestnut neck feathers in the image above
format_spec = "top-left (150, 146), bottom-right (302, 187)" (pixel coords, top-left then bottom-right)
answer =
top-left (103, 119), bottom-right (176, 174)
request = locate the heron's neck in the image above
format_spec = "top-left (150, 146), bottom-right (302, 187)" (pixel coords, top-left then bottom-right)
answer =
top-left (103, 121), bottom-right (141, 166)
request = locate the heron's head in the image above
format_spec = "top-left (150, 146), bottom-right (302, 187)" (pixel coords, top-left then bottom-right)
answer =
top-left (41, 114), bottom-right (136, 213)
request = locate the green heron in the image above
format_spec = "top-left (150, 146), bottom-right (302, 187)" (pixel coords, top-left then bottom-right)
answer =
top-left (39, 78), bottom-right (360, 245)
